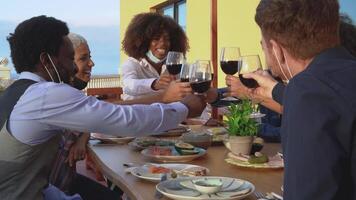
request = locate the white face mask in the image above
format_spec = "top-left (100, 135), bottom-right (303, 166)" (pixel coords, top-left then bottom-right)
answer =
top-left (272, 47), bottom-right (293, 84)
top-left (43, 53), bottom-right (63, 83)
top-left (146, 50), bottom-right (166, 64)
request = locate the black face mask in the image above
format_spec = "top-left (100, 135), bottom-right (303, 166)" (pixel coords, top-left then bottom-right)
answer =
top-left (72, 76), bottom-right (88, 90)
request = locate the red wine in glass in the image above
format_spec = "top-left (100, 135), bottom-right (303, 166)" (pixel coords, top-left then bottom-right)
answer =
top-left (238, 55), bottom-right (262, 88)
top-left (166, 64), bottom-right (182, 75)
top-left (180, 78), bottom-right (190, 82)
top-left (191, 80), bottom-right (211, 93)
top-left (239, 74), bottom-right (259, 88)
top-left (220, 60), bottom-right (240, 75)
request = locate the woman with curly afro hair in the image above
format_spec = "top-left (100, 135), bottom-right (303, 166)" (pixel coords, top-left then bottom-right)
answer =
top-left (121, 12), bottom-right (190, 100)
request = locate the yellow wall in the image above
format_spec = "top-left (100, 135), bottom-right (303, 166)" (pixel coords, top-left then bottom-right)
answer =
top-left (185, 0), bottom-right (211, 63)
top-left (120, 0), bottom-right (263, 87)
top-left (217, 0), bottom-right (263, 87)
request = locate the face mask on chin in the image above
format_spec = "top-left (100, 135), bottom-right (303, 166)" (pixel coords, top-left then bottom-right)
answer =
top-left (146, 50), bottom-right (166, 64)
top-left (71, 76), bottom-right (88, 90)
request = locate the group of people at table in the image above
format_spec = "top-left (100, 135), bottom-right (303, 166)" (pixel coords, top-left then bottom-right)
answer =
top-left (0, 0), bottom-right (356, 199)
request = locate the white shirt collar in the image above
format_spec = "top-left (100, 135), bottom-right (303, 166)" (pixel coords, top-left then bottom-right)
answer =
top-left (18, 71), bottom-right (47, 82)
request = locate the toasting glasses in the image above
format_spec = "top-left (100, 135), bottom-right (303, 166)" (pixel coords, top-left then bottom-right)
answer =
top-left (190, 60), bottom-right (212, 94)
top-left (220, 47), bottom-right (241, 75)
top-left (166, 51), bottom-right (184, 75)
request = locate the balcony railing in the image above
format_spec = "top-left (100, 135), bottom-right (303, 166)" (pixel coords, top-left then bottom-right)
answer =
top-left (85, 75), bottom-right (122, 101)
top-left (86, 75), bottom-right (121, 89)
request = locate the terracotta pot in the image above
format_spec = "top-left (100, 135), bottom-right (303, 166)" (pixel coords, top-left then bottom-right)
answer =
top-left (223, 135), bottom-right (253, 155)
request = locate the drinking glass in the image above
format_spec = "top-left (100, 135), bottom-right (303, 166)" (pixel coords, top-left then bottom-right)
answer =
top-left (179, 63), bottom-right (191, 82)
top-left (166, 51), bottom-right (184, 75)
top-left (190, 60), bottom-right (212, 94)
top-left (220, 47), bottom-right (241, 75)
top-left (238, 55), bottom-right (262, 88)
top-left (238, 55), bottom-right (264, 118)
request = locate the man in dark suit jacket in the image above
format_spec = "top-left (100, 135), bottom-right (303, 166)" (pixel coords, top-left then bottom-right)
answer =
top-left (242, 0), bottom-right (356, 199)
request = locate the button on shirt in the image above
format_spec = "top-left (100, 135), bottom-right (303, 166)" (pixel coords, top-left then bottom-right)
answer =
top-left (9, 72), bottom-right (188, 145)
top-left (121, 57), bottom-right (166, 100)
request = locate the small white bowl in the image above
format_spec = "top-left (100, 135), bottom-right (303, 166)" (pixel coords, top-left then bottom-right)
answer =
top-left (193, 179), bottom-right (223, 194)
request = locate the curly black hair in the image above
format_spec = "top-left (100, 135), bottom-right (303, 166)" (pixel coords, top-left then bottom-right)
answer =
top-left (340, 14), bottom-right (356, 57)
top-left (7, 15), bottom-right (69, 73)
top-left (122, 12), bottom-right (189, 59)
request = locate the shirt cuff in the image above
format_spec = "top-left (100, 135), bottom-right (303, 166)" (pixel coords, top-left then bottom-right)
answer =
top-left (272, 82), bottom-right (286, 105)
top-left (143, 78), bottom-right (158, 91)
top-left (169, 102), bottom-right (189, 119)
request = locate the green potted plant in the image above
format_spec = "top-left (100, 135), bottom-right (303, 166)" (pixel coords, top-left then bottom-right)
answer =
top-left (223, 99), bottom-right (258, 155)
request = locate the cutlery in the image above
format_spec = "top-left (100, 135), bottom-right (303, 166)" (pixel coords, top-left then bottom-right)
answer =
top-left (255, 191), bottom-right (282, 200)
top-left (270, 192), bottom-right (283, 200)
top-left (254, 191), bottom-right (269, 200)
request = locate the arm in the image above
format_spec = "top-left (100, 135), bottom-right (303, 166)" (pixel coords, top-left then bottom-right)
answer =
top-left (282, 76), bottom-right (350, 200)
top-left (259, 96), bottom-right (283, 114)
top-left (67, 132), bottom-right (90, 167)
top-left (112, 81), bottom-right (192, 105)
top-left (40, 84), bottom-right (189, 137)
top-left (121, 58), bottom-right (160, 96)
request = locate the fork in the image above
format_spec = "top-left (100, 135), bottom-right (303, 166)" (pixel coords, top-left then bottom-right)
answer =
top-left (254, 191), bottom-right (268, 200)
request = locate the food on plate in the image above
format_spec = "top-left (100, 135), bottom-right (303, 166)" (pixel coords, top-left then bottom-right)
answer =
top-left (248, 152), bottom-right (269, 164)
top-left (206, 127), bottom-right (227, 135)
top-left (129, 137), bottom-right (176, 150)
top-left (148, 146), bottom-right (173, 156)
top-left (149, 166), bottom-right (171, 174)
top-left (175, 142), bottom-right (194, 150)
top-left (174, 142), bottom-right (199, 155)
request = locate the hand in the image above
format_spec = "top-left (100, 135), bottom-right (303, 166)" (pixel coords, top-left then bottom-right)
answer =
top-left (242, 70), bottom-right (278, 99)
top-left (180, 94), bottom-right (207, 118)
top-left (152, 74), bottom-right (174, 90)
top-left (225, 75), bottom-right (251, 99)
top-left (161, 81), bottom-right (192, 103)
top-left (66, 133), bottom-right (89, 167)
top-left (205, 88), bottom-right (219, 103)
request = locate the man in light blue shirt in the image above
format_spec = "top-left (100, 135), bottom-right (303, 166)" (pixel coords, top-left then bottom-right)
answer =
top-left (0, 15), bottom-right (206, 200)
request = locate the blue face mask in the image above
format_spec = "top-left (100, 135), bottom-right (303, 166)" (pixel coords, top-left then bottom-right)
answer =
top-left (146, 50), bottom-right (166, 64)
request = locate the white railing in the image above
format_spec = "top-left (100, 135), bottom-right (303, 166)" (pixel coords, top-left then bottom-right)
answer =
top-left (0, 75), bottom-right (121, 91)
top-left (86, 75), bottom-right (121, 89)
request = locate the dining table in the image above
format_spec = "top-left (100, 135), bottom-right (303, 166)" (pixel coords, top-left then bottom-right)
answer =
top-left (87, 132), bottom-right (283, 200)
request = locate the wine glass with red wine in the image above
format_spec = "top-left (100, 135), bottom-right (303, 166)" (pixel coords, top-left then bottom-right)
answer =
top-left (166, 51), bottom-right (184, 75)
top-left (238, 55), bottom-right (262, 88)
top-left (220, 47), bottom-right (241, 75)
top-left (239, 55), bottom-right (264, 118)
top-left (179, 63), bottom-right (191, 82)
top-left (190, 60), bottom-right (212, 94)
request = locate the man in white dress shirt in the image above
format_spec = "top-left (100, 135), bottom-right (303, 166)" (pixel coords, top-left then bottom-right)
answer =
top-left (0, 15), bottom-right (205, 200)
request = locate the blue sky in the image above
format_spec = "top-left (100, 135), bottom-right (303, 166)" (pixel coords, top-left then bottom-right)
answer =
top-left (0, 0), bottom-right (120, 76)
top-left (340, 0), bottom-right (356, 21)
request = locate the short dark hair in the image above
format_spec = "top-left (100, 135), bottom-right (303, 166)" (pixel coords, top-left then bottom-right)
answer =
top-left (255, 0), bottom-right (340, 59)
top-left (340, 14), bottom-right (356, 57)
top-left (122, 12), bottom-right (189, 59)
top-left (7, 15), bottom-right (69, 73)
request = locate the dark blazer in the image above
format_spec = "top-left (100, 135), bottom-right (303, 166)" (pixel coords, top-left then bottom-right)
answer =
top-left (282, 46), bottom-right (356, 200)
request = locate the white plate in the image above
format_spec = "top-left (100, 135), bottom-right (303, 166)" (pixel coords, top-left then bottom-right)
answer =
top-left (141, 147), bottom-right (206, 163)
top-left (225, 153), bottom-right (284, 169)
top-left (249, 112), bottom-right (266, 119)
top-left (156, 176), bottom-right (255, 200)
top-left (91, 133), bottom-right (134, 144)
top-left (130, 163), bottom-right (209, 182)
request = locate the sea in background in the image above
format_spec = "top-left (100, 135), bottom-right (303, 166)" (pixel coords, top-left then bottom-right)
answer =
top-left (0, 20), bottom-right (120, 79)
